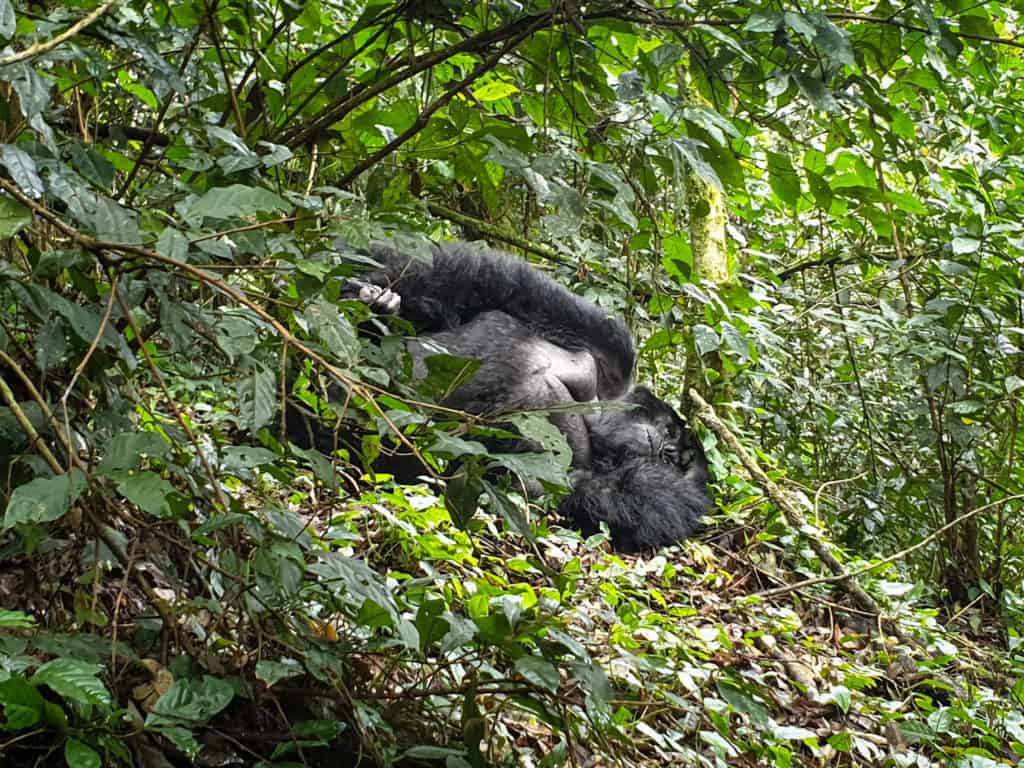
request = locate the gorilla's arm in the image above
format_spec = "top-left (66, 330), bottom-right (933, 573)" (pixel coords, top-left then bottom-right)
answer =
top-left (354, 241), bottom-right (635, 400)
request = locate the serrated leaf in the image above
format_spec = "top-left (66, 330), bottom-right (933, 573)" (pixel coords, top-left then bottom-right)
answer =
top-left (3, 470), bottom-right (87, 529)
top-left (32, 658), bottom-right (111, 708)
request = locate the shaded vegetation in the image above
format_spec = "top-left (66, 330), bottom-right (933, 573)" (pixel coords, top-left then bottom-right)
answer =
top-left (1, 0), bottom-right (1023, 766)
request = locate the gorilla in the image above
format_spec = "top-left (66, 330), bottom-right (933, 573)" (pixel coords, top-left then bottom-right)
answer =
top-left (295, 240), bottom-right (711, 551)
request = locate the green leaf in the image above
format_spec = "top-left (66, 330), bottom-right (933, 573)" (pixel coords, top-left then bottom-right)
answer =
top-left (64, 738), bottom-right (101, 768)
top-left (146, 676), bottom-right (234, 727)
top-left (744, 11), bottom-right (781, 32)
top-left (237, 366), bottom-right (277, 432)
top-left (3, 470), bottom-right (87, 529)
top-left (0, 677), bottom-right (45, 730)
top-left (220, 446), bottom-right (278, 472)
top-left (113, 471), bottom-right (176, 518)
top-left (767, 151), bottom-right (801, 207)
top-left (951, 236), bottom-right (980, 255)
top-left (32, 658), bottom-right (112, 708)
top-left (89, 195), bottom-right (142, 244)
top-left (693, 324), bottom-right (720, 356)
top-left (0, 195), bottom-right (31, 236)
top-left (884, 190), bottom-right (928, 215)
top-left (305, 297), bottom-right (359, 367)
top-left (98, 432), bottom-right (171, 474)
top-left (0, 144), bottom-right (43, 198)
top-left (514, 656), bottom-right (559, 693)
top-left (187, 184), bottom-right (293, 224)
top-left (472, 81), bottom-right (519, 102)
top-left (254, 660), bottom-right (303, 687)
top-left (0, 610), bottom-right (35, 629)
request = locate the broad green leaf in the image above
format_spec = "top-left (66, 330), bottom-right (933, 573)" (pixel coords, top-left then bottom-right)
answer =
top-left (64, 738), bottom-right (101, 768)
top-left (254, 660), bottom-right (303, 687)
top-left (767, 151), bottom-right (800, 207)
top-left (98, 432), bottom-right (171, 474)
top-left (3, 470), bottom-right (87, 529)
top-left (0, 610), bottom-right (34, 629)
top-left (187, 184), bottom-right (293, 224)
top-left (0, 677), bottom-right (45, 730)
top-left (473, 81), bottom-right (519, 102)
top-left (237, 366), bottom-right (277, 432)
top-left (0, 195), bottom-right (31, 236)
top-left (951, 236), bottom-right (980, 255)
top-left (693, 324), bottom-right (720, 356)
top-left (0, 144), bottom-right (43, 198)
top-left (114, 471), bottom-right (176, 518)
top-left (32, 658), bottom-right (111, 708)
top-left (89, 196), bottom-right (141, 244)
top-left (146, 676), bottom-right (234, 726)
top-left (514, 656), bottom-right (559, 693)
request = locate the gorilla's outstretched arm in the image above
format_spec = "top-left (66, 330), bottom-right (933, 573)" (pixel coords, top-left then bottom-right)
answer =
top-left (353, 241), bottom-right (635, 401)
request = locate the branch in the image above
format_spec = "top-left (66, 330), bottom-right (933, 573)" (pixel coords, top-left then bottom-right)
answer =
top-left (284, 9), bottom-right (555, 147)
top-left (337, 19), bottom-right (542, 188)
top-left (687, 389), bottom-right (909, 643)
top-left (0, 0), bottom-right (116, 67)
top-left (829, 12), bottom-right (1024, 51)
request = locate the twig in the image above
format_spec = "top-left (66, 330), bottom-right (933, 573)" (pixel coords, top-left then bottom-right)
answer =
top-left (0, 0), bottom-right (116, 67)
top-left (687, 389), bottom-right (908, 642)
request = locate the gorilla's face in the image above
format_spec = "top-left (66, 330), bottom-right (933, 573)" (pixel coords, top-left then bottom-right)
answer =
top-left (585, 387), bottom-right (689, 467)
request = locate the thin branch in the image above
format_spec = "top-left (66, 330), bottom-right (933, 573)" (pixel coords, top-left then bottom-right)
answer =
top-left (0, 0), bottom-right (116, 67)
top-left (337, 20), bottom-right (541, 188)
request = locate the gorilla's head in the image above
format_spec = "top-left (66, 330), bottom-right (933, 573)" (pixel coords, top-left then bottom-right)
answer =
top-left (585, 386), bottom-right (697, 469)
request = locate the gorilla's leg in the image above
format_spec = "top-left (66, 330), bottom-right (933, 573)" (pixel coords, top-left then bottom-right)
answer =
top-left (410, 311), bottom-right (593, 465)
top-left (348, 241), bottom-right (635, 401)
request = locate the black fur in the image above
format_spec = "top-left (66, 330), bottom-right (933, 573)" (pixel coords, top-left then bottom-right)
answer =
top-left (354, 241), bottom-right (636, 401)
top-left (322, 240), bottom-right (711, 551)
top-left (560, 387), bottom-right (710, 552)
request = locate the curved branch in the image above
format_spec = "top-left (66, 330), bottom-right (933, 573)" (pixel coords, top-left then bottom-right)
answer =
top-left (0, 0), bottom-right (116, 67)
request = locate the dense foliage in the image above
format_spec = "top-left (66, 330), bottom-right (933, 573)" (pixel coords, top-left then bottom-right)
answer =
top-left (1, 0), bottom-right (1023, 766)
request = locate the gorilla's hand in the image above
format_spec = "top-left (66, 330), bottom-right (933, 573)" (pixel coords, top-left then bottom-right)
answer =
top-left (344, 279), bottom-right (402, 314)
